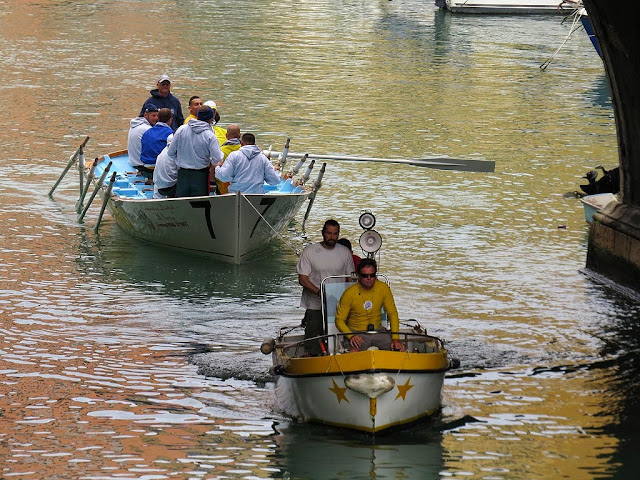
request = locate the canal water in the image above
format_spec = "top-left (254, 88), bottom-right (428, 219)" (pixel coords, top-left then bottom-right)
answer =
top-left (1, 0), bottom-right (639, 478)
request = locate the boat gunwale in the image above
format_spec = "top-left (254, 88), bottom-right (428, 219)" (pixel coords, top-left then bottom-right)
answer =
top-left (276, 364), bottom-right (450, 378)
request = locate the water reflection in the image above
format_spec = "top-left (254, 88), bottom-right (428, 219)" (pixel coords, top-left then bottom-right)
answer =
top-left (584, 73), bottom-right (612, 110)
top-left (591, 285), bottom-right (640, 480)
top-left (271, 421), bottom-right (445, 479)
top-left (74, 220), bottom-right (303, 304)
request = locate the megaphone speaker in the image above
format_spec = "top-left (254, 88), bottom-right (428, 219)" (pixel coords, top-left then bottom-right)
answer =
top-left (359, 212), bottom-right (376, 230)
top-left (359, 230), bottom-right (382, 254)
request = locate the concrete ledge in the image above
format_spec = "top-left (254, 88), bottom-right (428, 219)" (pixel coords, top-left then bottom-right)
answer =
top-left (587, 203), bottom-right (640, 292)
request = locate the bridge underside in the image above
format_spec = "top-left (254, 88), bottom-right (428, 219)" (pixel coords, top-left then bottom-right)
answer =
top-left (583, 0), bottom-right (640, 293)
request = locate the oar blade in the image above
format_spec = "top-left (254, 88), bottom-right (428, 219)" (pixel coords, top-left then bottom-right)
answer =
top-left (274, 152), bottom-right (495, 173)
top-left (407, 157), bottom-right (495, 173)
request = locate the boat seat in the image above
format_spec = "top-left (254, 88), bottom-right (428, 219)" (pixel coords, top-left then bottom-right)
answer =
top-left (112, 187), bottom-right (139, 197)
top-left (321, 274), bottom-right (389, 354)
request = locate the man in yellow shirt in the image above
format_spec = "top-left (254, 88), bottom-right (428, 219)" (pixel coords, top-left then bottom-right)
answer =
top-left (215, 124), bottom-right (242, 194)
top-left (335, 258), bottom-right (405, 352)
top-left (183, 96), bottom-right (203, 124)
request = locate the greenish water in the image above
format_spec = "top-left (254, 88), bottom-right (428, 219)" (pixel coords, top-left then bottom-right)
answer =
top-left (2, 1), bottom-right (639, 479)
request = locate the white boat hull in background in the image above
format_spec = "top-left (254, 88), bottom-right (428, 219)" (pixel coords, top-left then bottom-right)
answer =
top-left (436, 0), bottom-right (564, 14)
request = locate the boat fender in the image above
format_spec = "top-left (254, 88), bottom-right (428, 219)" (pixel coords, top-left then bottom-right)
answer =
top-left (344, 374), bottom-right (395, 399)
top-left (449, 358), bottom-right (461, 369)
top-left (260, 338), bottom-right (276, 355)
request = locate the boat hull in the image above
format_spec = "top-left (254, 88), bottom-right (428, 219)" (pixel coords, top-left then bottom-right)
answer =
top-left (272, 349), bottom-right (448, 433)
top-left (580, 193), bottom-right (617, 224)
top-left (439, 0), bottom-right (563, 14)
top-left (109, 192), bottom-right (309, 263)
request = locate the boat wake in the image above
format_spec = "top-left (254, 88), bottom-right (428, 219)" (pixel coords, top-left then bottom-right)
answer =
top-left (190, 351), bottom-right (274, 385)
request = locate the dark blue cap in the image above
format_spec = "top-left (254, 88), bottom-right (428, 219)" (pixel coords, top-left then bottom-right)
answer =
top-left (143, 102), bottom-right (159, 113)
top-left (197, 105), bottom-right (214, 122)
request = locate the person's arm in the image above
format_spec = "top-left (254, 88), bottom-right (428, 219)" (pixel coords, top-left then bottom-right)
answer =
top-left (298, 274), bottom-right (319, 297)
top-left (334, 290), bottom-right (354, 338)
top-left (383, 286), bottom-right (405, 351)
top-left (382, 284), bottom-right (402, 344)
top-left (215, 154), bottom-right (234, 182)
top-left (264, 157), bottom-right (282, 185)
top-left (173, 97), bottom-right (184, 129)
top-left (166, 133), bottom-right (178, 160)
top-left (208, 134), bottom-right (224, 163)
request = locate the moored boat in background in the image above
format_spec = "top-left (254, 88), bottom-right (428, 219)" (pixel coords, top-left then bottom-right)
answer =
top-left (435, 0), bottom-right (565, 14)
top-left (581, 193), bottom-right (617, 224)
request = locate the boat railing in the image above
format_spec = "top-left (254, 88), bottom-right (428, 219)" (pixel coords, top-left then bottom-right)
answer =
top-left (275, 325), bottom-right (445, 358)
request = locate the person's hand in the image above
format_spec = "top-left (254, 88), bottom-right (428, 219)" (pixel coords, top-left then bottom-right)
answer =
top-left (390, 339), bottom-right (406, 352)
top-left (349, 335), bottom-right (363, 351)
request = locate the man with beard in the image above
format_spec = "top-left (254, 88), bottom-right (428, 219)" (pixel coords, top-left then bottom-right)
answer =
top-left (297, 219), bottom-right (355, 355)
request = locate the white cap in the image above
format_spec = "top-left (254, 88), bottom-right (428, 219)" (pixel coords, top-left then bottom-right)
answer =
top-left (203, 100), bottom-right (217, 110)
top-left (157, 74), bottom-right (171, 83)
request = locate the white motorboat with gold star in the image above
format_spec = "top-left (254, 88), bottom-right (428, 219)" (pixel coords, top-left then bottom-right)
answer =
top-left (261, 213), bottom-right (458, 433)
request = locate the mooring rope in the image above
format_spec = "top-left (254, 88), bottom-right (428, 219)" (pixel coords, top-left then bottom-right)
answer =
top-left (240, 193), bottom-right (301, 256)
top-left (540, 5), bottom-right (585, 70)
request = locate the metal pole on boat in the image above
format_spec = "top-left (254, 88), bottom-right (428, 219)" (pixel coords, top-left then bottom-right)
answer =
top-left (78, 143), bottom-right (85, 199)
top-left (76, 158), bottom-right (98, 213)
top-left (78, 161), bottom-right (112, 223)
top-left (292, 153), bottom-right (308, 175)
top-left (278, 138), bottom-right (291, 171)
top-left (94, 171), bottom-right (116, 233)
top-left (48, 136), bottom-right (90, 197)
top-left (302, 162), bottom-right (326, 229)
top-left (302, 159), bottom-right (316, 184)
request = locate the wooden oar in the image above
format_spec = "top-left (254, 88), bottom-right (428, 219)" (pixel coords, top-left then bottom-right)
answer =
top-left (270, 152), bottom-right (495, 173)
top-left (78, 161), bottom-right (112, 223)
top-left (49, 136), bottom-right (90, 196)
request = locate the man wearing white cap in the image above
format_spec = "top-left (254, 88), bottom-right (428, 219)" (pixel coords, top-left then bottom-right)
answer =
top-left (203, 100), bottom-right (227, 146)
top-left (139, 74), bottom-right (184, 131)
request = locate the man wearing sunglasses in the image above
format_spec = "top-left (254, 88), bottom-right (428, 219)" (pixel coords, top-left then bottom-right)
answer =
top-left (335, 258), bottom-right (405, 352)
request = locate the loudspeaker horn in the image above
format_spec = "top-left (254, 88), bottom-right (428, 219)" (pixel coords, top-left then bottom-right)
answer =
top-left (359, 212), bottom-right (376, 230)
top-left (359, 229), bottom-right (382, 254)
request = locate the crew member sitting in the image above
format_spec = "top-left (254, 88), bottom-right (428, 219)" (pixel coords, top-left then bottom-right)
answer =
top-left (140, 108), bottom-right (173, 168)
top-left (213, 133), bottom-right (281, 194)
top-left (335, 258), bottom-right (405, 352)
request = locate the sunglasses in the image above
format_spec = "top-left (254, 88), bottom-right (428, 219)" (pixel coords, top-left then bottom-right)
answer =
top-left (358, 273), bottom-right (377, 279)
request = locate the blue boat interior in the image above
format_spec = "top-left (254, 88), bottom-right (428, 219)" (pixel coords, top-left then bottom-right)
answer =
top-left (92, 152), bottom-right (305, 200)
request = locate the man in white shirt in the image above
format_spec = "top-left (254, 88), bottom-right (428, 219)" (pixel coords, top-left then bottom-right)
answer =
top-left (297, 219), bottom-right (355, 355)
top-left (127, 103), bottom-right (159, 177)
top-left (166, 105), bottom-right (223, 197)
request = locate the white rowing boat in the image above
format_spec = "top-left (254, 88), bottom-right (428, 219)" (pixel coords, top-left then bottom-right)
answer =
top-left (48, 135), bottom-right (322, 264)
top-left (84, 149), bottom-right (318, 263)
